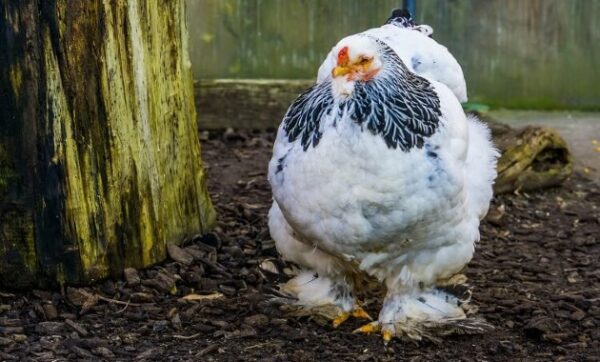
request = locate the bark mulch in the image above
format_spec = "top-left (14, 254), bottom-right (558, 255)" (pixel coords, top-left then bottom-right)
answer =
top-left (0, 129), bottom-right (598, 361)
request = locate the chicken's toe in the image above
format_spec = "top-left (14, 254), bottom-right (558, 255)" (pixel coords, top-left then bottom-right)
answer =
top-left (332, 306), bottom-right (373, 328)
top-left (353, 321), bottom-right (381, 334)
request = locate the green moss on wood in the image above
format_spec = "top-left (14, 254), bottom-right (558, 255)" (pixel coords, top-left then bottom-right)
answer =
top-left (0, 145), bottom-right (37, 288)
top-left (0, 144), bottom-right (17, 200)
top-left (0, 0), bottom-right (214, 288)
top-left (8, 66), bottom-right (22, 102)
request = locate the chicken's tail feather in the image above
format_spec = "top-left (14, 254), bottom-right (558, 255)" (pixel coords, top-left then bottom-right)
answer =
top-left (385, 8), bottom-right (415, 28)
top-left (465, 115), bottom-right (499, 220)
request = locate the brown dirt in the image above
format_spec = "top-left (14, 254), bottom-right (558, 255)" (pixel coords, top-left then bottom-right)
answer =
top-left (0, 129), bottom-right (598, 361)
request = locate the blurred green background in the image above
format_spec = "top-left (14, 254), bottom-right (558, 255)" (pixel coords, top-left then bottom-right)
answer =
top-left (187, 0), bottom-right (600, 110)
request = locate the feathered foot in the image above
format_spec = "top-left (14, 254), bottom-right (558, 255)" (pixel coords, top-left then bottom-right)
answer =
top-left (353, 317), bottom-right (493, 344)
top-left (354, 288), bottom-right (493, 344)
top-left (275, 271), bottom-right (372, 327)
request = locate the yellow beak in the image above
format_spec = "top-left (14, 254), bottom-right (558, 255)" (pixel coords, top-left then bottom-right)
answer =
top-left (332, 65), bottom-right (351, 78)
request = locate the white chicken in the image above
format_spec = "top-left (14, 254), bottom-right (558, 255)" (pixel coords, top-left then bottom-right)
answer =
top-left (268, 11), bottom-right (497, 342)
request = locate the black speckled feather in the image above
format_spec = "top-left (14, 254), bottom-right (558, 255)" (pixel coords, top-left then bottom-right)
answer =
top-left (385, 8), bottom-right (415, 28)
top-left (283, 39), bottom-right (441, 152)
top-left (282, 81), bottom-right (334, 150)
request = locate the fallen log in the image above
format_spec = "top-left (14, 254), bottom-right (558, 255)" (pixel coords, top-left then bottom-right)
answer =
top-left (483, 117), bottom-right (573, 194)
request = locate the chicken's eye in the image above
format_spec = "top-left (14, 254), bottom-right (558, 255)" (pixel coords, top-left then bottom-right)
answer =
top-left (358, 57), bottom-right (371, 65)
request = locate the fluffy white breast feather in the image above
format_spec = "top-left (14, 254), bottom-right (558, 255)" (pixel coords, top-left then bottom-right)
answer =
top-left (268, 20), bottom-right (497, 342)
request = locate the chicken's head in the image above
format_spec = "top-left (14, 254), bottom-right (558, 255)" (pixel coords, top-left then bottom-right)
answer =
top-left (331, 36), bottom-right (383, 83)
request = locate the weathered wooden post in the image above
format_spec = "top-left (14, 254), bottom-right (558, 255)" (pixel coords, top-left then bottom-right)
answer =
top-left (0, 0), bottom-right (215, 288)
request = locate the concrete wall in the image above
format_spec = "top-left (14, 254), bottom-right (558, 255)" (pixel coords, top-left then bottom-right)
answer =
top-left (187, 0), bottom-right (600, 109)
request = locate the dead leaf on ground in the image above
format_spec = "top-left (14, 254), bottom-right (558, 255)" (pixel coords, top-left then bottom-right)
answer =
top-left (179, 292), bottom-right (224, 302)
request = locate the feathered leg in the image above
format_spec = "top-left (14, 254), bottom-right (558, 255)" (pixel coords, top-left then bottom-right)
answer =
top-left (355, 287), bottom-right (468, 343)
top-left (279, 271), bottom-right (371, 326)
top-left (268, 202), bottom-right (371, 326)
top-left (355, 242), bottom-right (492, 343)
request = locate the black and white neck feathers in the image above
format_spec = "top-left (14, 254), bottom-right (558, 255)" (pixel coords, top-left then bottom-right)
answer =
top-left (283, 40), bottom-right (442, 152)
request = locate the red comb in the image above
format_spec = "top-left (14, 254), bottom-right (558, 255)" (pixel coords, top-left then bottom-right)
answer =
top-left (337, 46), bottom-right (349, 65)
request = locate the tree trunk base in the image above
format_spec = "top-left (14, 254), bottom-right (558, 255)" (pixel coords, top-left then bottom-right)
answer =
top-left (0, 0), bottom-right (214, 288)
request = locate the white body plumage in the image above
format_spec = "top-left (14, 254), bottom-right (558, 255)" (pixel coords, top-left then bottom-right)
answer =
top-left (269, 82), bottom-right (493, 289)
